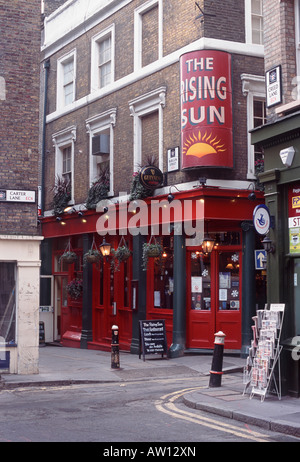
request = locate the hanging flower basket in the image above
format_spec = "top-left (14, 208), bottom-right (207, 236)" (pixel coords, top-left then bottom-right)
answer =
top-left (83, 238), bottom-right (102, 266)
top-left (60, 251), bottom-right (78, 264)
top-left (83, 249), bottom-right (102, 265)
top-left (142, 236), bottom-right (163, 271)
top-left (59, 239), bottom-right (78, 265)
top-left (66, 278), bottom-right (83, 300)
top-left (111, 236), bottom-right (132, 272)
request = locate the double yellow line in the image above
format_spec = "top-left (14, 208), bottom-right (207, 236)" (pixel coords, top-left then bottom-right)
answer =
top-left (155, 387), bottom-right (270, 443)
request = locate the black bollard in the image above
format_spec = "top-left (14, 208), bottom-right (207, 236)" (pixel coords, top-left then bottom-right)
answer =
top-left (209, 331), bottom-right (226, 387)
top-left (111, 325), bottom-right (120, 369)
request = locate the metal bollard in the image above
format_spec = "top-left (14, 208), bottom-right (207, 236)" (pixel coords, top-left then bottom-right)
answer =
top-left (111, 325), bottom-right (120, 369)
top-left (209, 331), bottom-right (226, 387)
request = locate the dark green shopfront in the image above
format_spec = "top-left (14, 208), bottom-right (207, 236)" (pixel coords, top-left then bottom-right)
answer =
top-left (252, 110), bottom-right (300, 397)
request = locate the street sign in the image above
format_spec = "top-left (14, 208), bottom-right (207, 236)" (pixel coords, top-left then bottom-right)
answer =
top-left (255, 249), bottom-right (267, 270)
top-left (253, 204), bottom-right (271, 235)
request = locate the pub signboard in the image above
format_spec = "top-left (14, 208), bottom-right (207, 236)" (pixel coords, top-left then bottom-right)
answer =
top-left (180, 49), bottom-right (233, 169)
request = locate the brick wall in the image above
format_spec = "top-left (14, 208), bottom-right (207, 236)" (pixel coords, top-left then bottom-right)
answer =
top-left (0, 1), bottom-right (41, 235)
top-left (43, 0), bottom-right (265, 211)
top-left (263, 0), bottom-right (297, 114)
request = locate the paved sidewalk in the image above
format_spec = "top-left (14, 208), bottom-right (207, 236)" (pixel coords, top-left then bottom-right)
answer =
top-left (1, 345), bottom-right (300, 438)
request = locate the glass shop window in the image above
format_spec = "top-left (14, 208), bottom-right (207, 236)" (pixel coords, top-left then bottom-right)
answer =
top-left (0, 262), bottom-right (16, 344)
top-left (218, 251), bottom-right (240, 311)
top-left (153, 237), bottom-right (173, 309)
top-left (190, 252), bottom-right (211, 310)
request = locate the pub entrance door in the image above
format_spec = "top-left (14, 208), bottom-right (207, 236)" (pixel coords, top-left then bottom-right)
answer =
top-left (186, 247), bottom-right (242, 350)
top-left (92, 253), bottom-right (132, 350)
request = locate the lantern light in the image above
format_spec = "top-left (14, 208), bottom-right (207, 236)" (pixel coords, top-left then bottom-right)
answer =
top-left (202, 235), bottom-right (215, 254)
top-left (99, 238), bottom-right (111, 258)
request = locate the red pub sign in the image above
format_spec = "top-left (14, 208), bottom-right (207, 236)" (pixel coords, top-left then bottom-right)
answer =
top-left (180, 50), bottom-right (233, 169)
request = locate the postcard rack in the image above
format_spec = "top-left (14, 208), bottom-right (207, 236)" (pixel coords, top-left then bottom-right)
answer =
top-left (243, 304), bottom-right (285, 402)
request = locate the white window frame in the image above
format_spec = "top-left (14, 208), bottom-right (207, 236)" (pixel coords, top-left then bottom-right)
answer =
top-left (241, 74), bottom-right (266, 179)
top-left (245, 0), bottom-right (264, 45)
top-left (91, 24), bottom-right (115, 93)
top-left (134, 0), bottom-right (163, 71)
top-left (56, 49), bottom-right (76, 110)
top-left (52, 125), bottom-right (76, 205)
top-left (129, 86), bottom-right (166, 172)
top-left (85, 108), bottom-right (117, 196)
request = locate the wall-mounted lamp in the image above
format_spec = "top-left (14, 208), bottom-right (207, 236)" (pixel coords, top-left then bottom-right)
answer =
top-left (247, 183), bottom-right (256, 201)
top-left (262, 235), bottom-right (275, 254)
top-left (202, 236), bottom-right (215, 254)
top-left (78, 211), bottom-right (87, 223)
top-left (99, 238), bottom-right (111, 258)
top-left (199, 177), bottom-right (207, 187)
top-left (202, 220), bottom-right (215, 254)
top-left (167, 185), bottom-right (180, 203)
top-left (64, 206), bottom-right (76, 213)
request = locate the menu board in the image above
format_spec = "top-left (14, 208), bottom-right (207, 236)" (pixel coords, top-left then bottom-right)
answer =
top-left (139, 320), bottom-right (167, 361)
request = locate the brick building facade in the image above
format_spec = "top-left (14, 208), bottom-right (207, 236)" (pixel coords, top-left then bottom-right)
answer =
top-left (0, 1), bottom-right (43, 374)
top-left (41, 0), bottom-right (266, 356)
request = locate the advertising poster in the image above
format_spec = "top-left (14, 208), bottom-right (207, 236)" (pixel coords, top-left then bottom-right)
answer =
top-left (288, 183), bottom-right (300, 254)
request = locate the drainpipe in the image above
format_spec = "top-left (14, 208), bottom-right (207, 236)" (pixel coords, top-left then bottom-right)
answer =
top-left (41, 59), bottom-right (50, 216)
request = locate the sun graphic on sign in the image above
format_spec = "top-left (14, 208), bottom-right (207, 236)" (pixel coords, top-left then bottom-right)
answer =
top-left (183, 131), bottom-right (226, 159)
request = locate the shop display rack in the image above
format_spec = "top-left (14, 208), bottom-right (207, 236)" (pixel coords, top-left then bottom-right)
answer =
top-left (243, 304), bottom-right (285, 402)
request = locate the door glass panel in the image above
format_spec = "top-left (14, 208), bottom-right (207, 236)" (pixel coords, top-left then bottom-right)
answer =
top-left (218, 251), bottom-right (240, 310)
top-left (153, 237), bottom-right (173, 309)
top-left (190, 252), bottom-right (211, 310)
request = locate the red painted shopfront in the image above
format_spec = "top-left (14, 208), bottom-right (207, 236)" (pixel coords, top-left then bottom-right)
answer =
top-left (41, 186), bottom-right (264, 353)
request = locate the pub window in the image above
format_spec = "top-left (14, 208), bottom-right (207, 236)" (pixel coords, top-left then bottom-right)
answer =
top-left (253, 99), bottom-right (266, 174)
top-left (62, 146), bottom-right (72, 183)
top-left (52, 126), bottom-right (76, 208)
top-left (0, 262), bottom-right (16, 344)
top-left (91, 25), bottom-right (115, 93)
top-left (240, 73), bottom-right (265, 179)
top-left (57, 49), bottom-right (76, 110)
top-left (154, 236), bottom-right (173, 309)
top-left (251, 0), bottom-right (264, 45)
top-left (86, 108), bottom-right (116, 195)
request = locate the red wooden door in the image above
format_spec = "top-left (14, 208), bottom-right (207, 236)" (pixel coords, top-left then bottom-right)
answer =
top-left (186, 247), bottom-right (242, 350)
top-left (92, 248), bottom-right (132, 350)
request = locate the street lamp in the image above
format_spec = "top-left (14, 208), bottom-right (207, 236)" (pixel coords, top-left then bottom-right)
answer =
top-left (99, 238), bottom-right (111, 258)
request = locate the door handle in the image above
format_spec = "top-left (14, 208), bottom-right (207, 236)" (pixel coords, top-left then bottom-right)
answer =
top-left (112, 302), bottom-right (117, 316)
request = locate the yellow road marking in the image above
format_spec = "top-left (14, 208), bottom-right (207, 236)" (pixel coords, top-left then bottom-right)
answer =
top-left (155, 387), bottom-right (270, 443)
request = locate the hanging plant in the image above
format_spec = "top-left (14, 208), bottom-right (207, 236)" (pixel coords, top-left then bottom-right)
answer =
top-left (110, 236), bottom-right (132, 272)
top-left (51, 175), bottom-right (71, 216)
top-left (59, 239), bottom-right (78, 265)
top-left (85, 165), bottom-right (110, 210)
top-left (66, 278), bottom-right (83, 300)
top-left (142, 236), bottom-right (163, 271)
top-left (129, 171), bottom-right (153, 201)
top-left (83, 237), bottom-right (102, 266)
top-left (129, 155), bottom-right (158, 201)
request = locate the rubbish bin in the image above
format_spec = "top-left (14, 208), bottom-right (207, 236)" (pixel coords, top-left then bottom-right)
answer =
top-left (281, 336), bottom-right (300, 398)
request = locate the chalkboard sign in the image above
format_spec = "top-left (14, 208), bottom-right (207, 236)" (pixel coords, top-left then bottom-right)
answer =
top-left (139, 319), bottom-right (168, 361)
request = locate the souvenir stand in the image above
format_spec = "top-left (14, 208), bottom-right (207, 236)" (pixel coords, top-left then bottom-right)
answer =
top-left (243, 304), bottom-right (285, 402)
